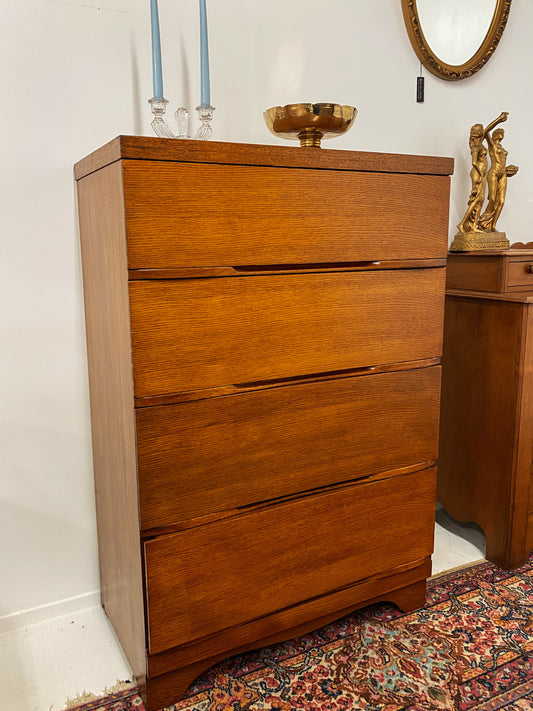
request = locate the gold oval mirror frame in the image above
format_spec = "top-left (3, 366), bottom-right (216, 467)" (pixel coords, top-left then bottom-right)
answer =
top-left (401, 0), bottom-right (513, 81)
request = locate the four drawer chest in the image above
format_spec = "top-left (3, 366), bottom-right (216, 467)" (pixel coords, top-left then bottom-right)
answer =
top-left (75, 137), bottom-right (453, 710)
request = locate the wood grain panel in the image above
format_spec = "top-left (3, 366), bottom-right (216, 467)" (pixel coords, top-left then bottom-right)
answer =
top-left (74, 135), bottom-right (455, 181)
top-left (144, 467), bottom-right (436, 654)
top-left (137, 366), bottom-right (441, 529)
top-left (504, 305), bottom-right (533, 569)
top-left (134, 356), bottom-right (441, 409)
top-left (445, 254), bottom-right (504, 292)
top-left (122, 161), bottom-right (450, 267)
top-left (76, 163), bottom-right (146, 685)
top-left (526, 513), bottom-right (533, 553)
top-left (129, 268), bottom-right (446, 397)
top-left (438, 296), bottom-right (527, 568)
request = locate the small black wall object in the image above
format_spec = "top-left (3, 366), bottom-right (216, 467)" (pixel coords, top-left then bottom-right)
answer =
top-left (417, 76), bottom-right (425, 103)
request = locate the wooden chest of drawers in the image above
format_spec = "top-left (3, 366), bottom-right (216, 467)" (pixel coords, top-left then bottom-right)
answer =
top-left (75, 137), bottom-right (452, 710)
top-left (439, 250), bottom-right (533, 571)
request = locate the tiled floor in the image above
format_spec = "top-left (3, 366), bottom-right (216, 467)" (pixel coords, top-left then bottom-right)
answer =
top-left (1, 505), bottom-right (487, 711)
top-left (432, 501), bottom-right (486, 576)
top-left (0, 607), bottom-right (132, 711)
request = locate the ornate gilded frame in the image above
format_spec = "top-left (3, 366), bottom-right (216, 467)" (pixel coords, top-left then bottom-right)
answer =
top-left (401, 0), bottom-right (512, 81)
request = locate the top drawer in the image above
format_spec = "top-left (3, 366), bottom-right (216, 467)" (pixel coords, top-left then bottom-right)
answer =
top-left (447, 251), bottom-right (533, 293)
top-left (122, 161), bottom-right (450, 268)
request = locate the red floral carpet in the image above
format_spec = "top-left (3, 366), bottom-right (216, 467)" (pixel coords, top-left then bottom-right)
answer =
top-left (71, 555), bottom-right (533, 711)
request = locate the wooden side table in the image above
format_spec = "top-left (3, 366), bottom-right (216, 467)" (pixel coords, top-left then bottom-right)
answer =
top-left (439, 250), bottom-right (533, 570)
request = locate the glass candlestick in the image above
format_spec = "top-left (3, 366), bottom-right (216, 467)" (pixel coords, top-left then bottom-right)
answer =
top-left (175, 107), bottom-right (190, 139)
top-left (195, 104), bottom-right (215, 140)
top-left (149, 98), bottom-right (190, 139)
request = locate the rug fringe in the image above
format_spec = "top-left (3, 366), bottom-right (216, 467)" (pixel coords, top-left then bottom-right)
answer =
top-left (63, 680), bottom-right (135, 709)
top-left (64, 691), bottom-right (98, 708)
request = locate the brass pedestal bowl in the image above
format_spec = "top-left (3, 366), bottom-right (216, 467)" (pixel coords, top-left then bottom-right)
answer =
top-left (263, 103), bottom-right (357, 148)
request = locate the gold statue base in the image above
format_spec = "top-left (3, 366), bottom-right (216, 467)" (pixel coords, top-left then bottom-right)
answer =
top-left (449, 231), bottom-right (510, 252)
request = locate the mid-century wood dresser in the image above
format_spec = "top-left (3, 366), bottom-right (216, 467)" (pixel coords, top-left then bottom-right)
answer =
top-left (75, 137), bottom-right (452, 710)
top-left (439, 249), bottom-right (533, 571)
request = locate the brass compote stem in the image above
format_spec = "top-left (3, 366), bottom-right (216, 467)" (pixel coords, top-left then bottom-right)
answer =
top-left (297, 128), bottom-right (325, 148)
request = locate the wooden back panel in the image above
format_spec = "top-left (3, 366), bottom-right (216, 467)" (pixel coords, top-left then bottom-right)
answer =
top-left (137, 366), bottom-right (441, 529)
top-left (439, 292), bottom-right (533, 569)
top-left (144, 467), bottom-right (436, 654)
top-left (129, 268), bottom-right (446, 397)
top-left (123, 161), bottom-right (450, 268)
top-left (438, 296), bottom-right (521, 564)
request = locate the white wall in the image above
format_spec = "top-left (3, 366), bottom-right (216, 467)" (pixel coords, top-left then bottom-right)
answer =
top-left (1, 0), bottom-right (532, 624)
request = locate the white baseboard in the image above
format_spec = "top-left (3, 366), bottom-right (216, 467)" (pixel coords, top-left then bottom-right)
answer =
top-left (0, 590), bottom-right (101, 634)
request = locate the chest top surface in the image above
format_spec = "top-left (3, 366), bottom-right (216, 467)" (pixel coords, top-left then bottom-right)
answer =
top-left (74, 135), bottom-right (454, 180)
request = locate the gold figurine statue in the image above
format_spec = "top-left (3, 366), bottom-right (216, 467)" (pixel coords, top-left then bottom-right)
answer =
top-left (451, 112), bottom-right (518, 252)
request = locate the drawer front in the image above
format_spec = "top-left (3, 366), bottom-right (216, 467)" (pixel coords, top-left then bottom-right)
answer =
top-left (446, 255), bottom-right (503, 292)
top-left (507, 260), bottom-right (533, 290)
top-left (144, 467), bottom-right (436, 654)
top-left (129, 268), bottom-right (446, 397)
top-left (123, 161), bottom-right (450, 268)
top-left (137, 366), bottom-right (441, 529)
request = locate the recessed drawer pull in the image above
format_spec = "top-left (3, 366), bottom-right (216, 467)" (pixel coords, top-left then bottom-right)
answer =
top-left (233, 366), bottom-right (376, 390)
top-left (527, 265), bottom-right (533, 274)
top-left (231, 261), bottom-right (381, 273)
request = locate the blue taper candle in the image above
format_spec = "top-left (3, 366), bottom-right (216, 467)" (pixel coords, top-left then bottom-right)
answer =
top-left (199, 0), bottom-right (210, 106)
top-left (150, 0), bottom-right (164, 99)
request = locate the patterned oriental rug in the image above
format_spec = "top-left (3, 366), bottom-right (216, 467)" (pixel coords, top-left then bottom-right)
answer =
top-left (70, 555), bottom-right (533, 711)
